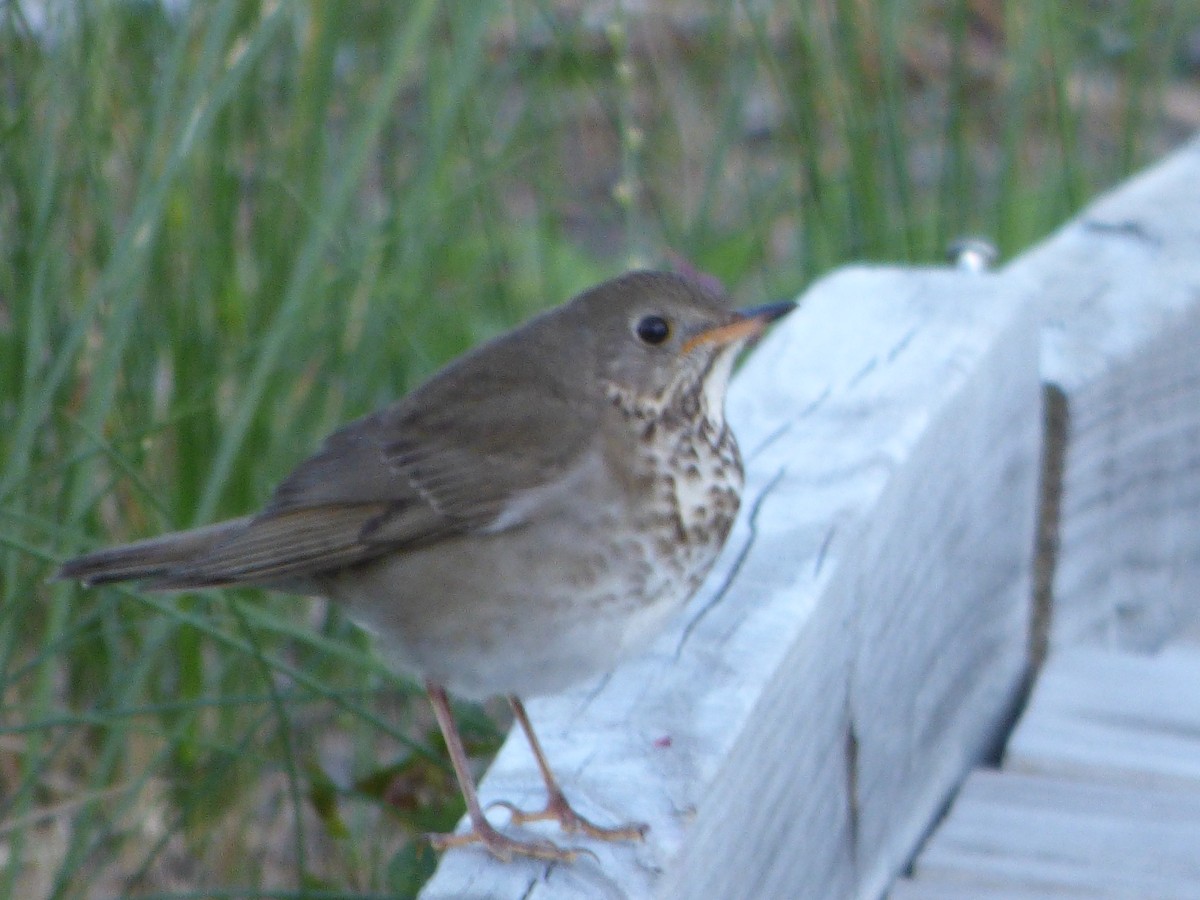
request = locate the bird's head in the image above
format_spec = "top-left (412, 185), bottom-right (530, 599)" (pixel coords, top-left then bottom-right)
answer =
top-left (569, 271), bottom-right (795, 418)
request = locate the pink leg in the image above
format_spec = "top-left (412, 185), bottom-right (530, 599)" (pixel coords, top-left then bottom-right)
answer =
top-left (491, 695), bottom-right (647, 842)
top-left (423, 682), bottom-right (579, 862)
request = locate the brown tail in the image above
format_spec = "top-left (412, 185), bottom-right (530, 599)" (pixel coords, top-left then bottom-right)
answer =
top-left (56, 517), bottom-right (253, 587)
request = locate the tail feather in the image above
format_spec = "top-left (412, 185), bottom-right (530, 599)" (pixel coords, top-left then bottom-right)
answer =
top-left (56, 518), bottom-right (253, 587)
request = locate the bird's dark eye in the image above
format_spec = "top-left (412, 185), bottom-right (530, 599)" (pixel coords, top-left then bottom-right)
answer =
top-left (635, 315), bottom-right (671, 345)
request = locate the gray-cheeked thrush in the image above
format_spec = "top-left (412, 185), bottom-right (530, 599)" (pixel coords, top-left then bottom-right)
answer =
top-left (57, 270), bottom-right (795, 861)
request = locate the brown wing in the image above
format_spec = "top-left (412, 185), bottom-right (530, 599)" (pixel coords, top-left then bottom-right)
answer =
top-left (154, 319), bottom-right (596, 587)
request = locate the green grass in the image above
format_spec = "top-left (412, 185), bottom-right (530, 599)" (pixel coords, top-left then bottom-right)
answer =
top-left (1, 1), bottom-right (1196, 896)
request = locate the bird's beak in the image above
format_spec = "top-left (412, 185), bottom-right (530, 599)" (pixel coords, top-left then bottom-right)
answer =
top-left (680, 299), bottom-right (797, 355)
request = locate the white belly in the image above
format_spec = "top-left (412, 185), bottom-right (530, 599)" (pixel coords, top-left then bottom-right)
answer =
top-left (322, 517), bottom-right (700, 700)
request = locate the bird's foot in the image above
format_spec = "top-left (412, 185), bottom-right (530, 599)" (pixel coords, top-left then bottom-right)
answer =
top-left (490, 788), bottom-right (648, 843)
top-left (426, 817), bottom-right (584, 863)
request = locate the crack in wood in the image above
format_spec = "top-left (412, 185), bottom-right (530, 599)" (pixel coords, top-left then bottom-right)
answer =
top-left (745, 419), bottom-right (793, 462)
top-left (797, 385), bottom-right (833, 420)
top-left (1032, 384), bottom-right (1068, 674)
top-left (845, 712), bottom-right (861, 865)
top-left (814, 524), bottom-right (837, 578)
top-left (1081, 217), bottom-right (1161, 245)
top-left (848, 356), bottom-right (879, 388)
top-left (886, 325), bottom-right (920, 364)
top-left (574, 671), bottom-right (613, 721)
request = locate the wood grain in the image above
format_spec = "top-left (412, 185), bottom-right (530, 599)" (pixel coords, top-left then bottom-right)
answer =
top-left (900, 766), bottom-right (1200, 898)
top-left (1005, 644), bottom-right (1200, 790)
top-left (1009, 135), bottom-right (1200, 650)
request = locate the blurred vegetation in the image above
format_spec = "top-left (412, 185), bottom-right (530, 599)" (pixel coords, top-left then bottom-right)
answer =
top-left (1, 0), bottom-right (1197, 896)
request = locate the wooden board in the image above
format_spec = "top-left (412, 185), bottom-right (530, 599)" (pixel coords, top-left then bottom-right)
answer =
top-left (419, 268), bottom-right (1040, 899)
top-left (903, 769), bottom-right (1200, 899)
top-left (1005, 645), bottom-right (1200, 790)
top-left (891, 879), bottom-right (1091, 899)
top-left (1008, 134), bottom-right (1200, 650)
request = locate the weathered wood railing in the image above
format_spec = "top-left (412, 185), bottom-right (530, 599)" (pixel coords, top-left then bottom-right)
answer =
top-left (420, 134), bottom-right (1200, 899)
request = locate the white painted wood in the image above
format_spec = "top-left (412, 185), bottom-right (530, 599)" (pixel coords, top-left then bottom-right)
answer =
top-left (1004, 645), bottom-right (1200, 790)
top-left (905, 769), bottom-right (1200, 899)
top-left (890, 879), bottom-right (1086, 899)
top-left (419, 268), bottom-right (1040, 899)
top-left (899, 643), bottom-right (1200, 898)
top-left (1006, 134), bottom-right (1200, 650)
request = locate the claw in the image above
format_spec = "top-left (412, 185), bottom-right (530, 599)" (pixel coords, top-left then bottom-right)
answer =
top-left (490, 791), bottom-right (647, 842)
top-left (423, 685), bottom-right (644, 865)
top-left (426, 817), bottom-right (584, 862)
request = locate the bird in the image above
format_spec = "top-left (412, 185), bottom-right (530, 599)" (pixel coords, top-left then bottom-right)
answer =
top-left (56, 270), bottom-right (795, 862)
